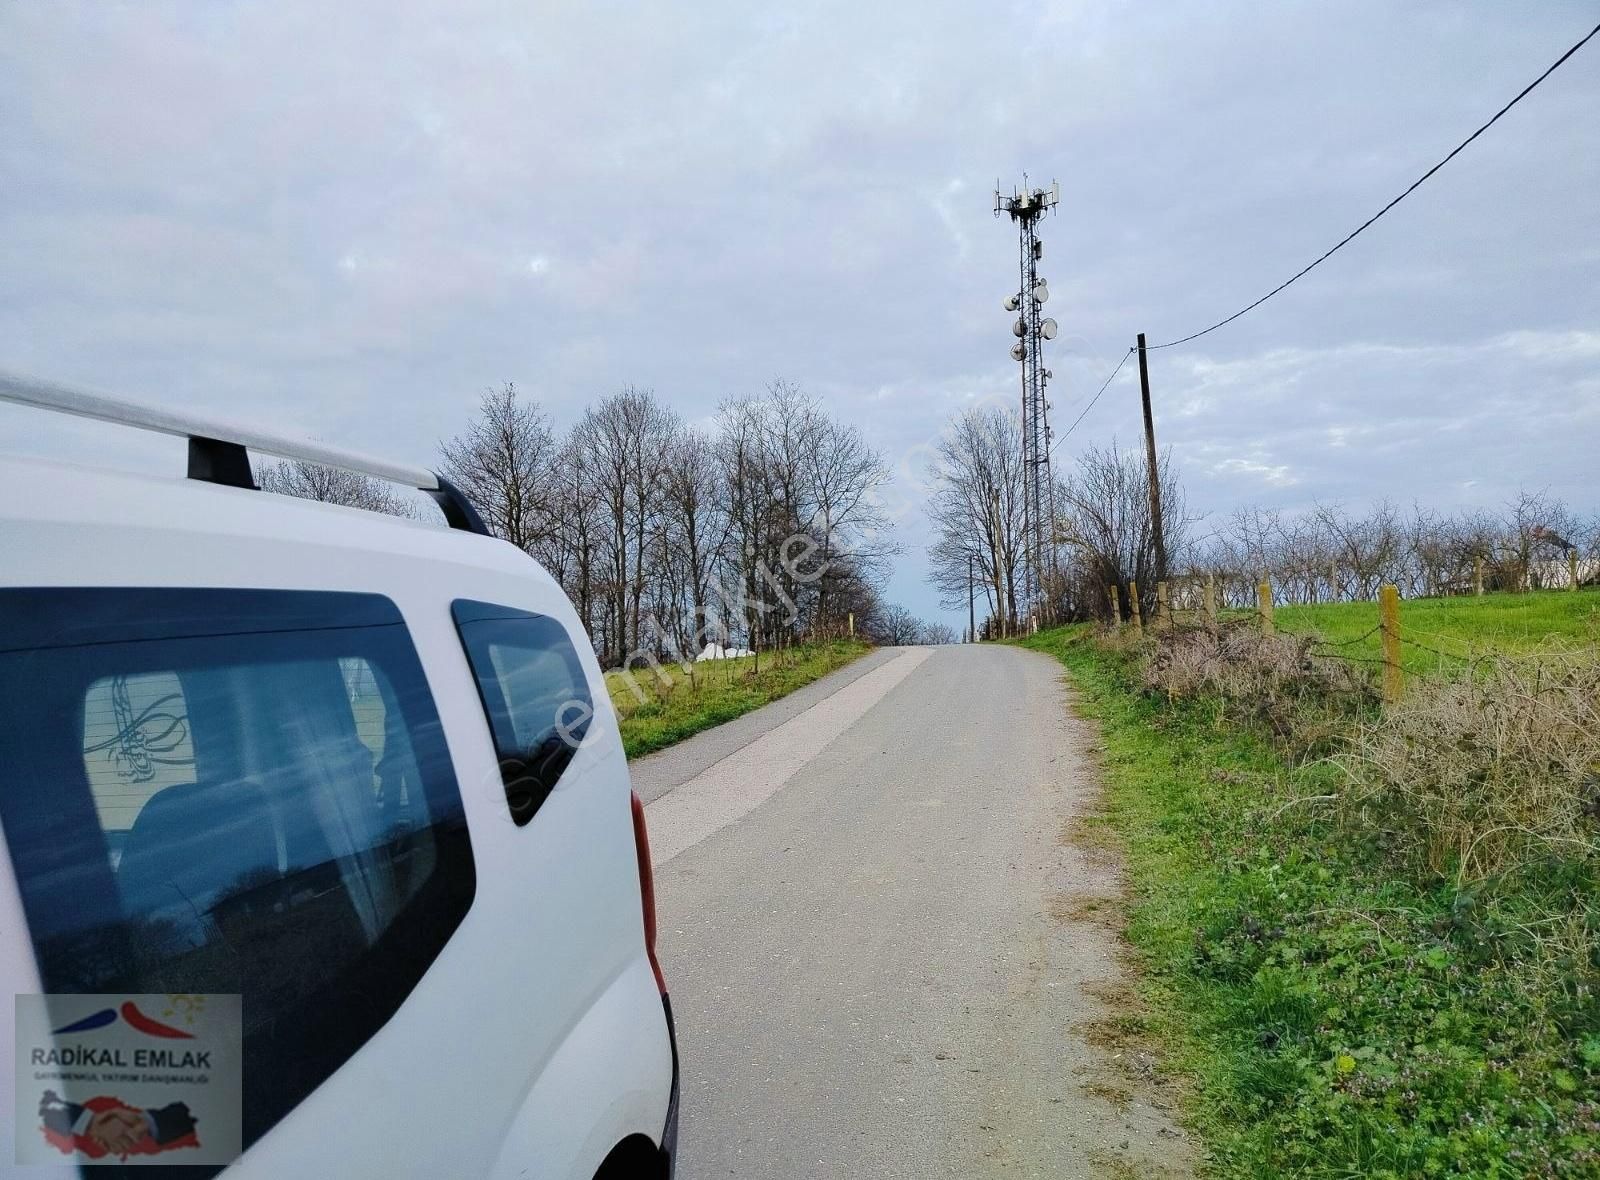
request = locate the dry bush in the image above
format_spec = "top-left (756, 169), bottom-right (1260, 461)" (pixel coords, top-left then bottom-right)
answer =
top-left (1336, 644), bottom-right (1600, 884)
top-left (1130, 621), bottom-right (1373, 745)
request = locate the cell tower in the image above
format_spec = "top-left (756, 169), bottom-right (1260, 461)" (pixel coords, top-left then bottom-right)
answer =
top-left (995, 176), bottom-right (1060, 628)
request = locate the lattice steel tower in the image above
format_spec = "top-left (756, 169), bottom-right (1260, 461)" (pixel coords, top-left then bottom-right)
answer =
top-left (995, 177), bottom-right (1060, 627)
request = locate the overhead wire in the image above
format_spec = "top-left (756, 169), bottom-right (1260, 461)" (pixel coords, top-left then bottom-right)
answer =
top-left (1050, 346), bottom-right (1134, 455)
top-left (1145, 19), bottom-right (1600, 351)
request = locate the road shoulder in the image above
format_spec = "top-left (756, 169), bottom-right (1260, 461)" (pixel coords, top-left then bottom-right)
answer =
top-left (628, 644), bottom-right (903, 803)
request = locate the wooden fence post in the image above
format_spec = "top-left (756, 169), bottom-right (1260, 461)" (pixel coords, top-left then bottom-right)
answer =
top-left (848, 611), bottom-right (855, 638)
top-left (1204, 572), bottom-right (1218, 635)
top-left (1257, 581), bottom-right (1274, 637)
top-left (1379, 583), bottom-right (1403, 704)
top-left (1570, 550), bottom-right (1580, 592)
top-left (1474, 555), bottom-right (1484, 597)
top-left (1128, 579), bottom-right (1143, 634)
top-left (1108, 584), bottom-right (1122, 627)
top-left (1156, 580), bottom-right (1171, 630)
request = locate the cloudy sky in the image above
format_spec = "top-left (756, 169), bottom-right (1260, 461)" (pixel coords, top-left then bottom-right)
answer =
top-left (3, 1), bottom-right (1596, 628)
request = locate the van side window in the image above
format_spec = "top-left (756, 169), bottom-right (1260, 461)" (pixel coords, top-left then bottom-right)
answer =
top-left (452, 600), bottom-right (594, 826)
top-left (0, 589), bottom-right (477, 1157)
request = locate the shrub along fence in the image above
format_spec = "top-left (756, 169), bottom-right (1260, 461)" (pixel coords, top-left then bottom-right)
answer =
top-left (1107, 574), bottom-right (1600, 706)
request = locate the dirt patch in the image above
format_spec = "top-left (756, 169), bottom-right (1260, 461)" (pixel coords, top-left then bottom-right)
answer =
top-left (1049, 890), bottom-right (1126, 931)
top-left (1081, 1078), bottom-right (1133, 1111)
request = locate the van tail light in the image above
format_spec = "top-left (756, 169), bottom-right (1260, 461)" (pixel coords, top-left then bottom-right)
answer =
top-left (630, 790), bottom-right (667, 995)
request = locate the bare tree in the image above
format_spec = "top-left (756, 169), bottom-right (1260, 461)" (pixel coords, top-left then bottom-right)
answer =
top-left (806, 414), bottom-right (893, 638)
top-left (712, 382), bottom-right (893, 651)
top-left (657, 425), bottom-right (727, 656)
top-left (258, 460), bottom-right (417, 517)
top-left (925, 406), bottom-right (1025, 635)
top-left (1055, 440), bottom-right (1190, 621)
top-left (571, 387), bottom-right (680, 665)
top-left (438, 384), bottom-right (556, 552)
top-left (872, 603), bottom-right (924, 646)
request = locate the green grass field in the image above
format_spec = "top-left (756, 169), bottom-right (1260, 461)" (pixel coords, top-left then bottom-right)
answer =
top-left (1020, 620), bottom-right (1600, 1177)
top-left (605, 640), bottom-right (870, 759)
top-left (1215, 588), bottom-right (1600, 676)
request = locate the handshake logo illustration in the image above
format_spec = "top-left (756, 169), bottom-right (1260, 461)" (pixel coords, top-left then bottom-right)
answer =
top-left (38, 1090), bottom-right (200, 1160)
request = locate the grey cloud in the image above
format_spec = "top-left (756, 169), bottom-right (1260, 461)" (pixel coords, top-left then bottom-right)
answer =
top-left (1, 0), bottom-right (1596, 626)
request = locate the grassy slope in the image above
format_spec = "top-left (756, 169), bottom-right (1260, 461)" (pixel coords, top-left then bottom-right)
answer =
top-left (1250, 589), bottom-right (1600, 676)
top-left (605, 640), bottom-right (870, 759)
top-left (1021, 623), bottom-right (1600, 1179)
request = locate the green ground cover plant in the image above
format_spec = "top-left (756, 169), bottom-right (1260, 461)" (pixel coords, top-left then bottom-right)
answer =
top-left (1022, 609), bottom-right (1600, 1178)
top-left (606, 640), bottom-right (870, 758)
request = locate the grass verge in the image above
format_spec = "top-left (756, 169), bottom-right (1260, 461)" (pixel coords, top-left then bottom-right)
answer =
top-left (1020, 623), bottom-right (1600, 1179)
top-left (606, 640), bottom-right (871, 759)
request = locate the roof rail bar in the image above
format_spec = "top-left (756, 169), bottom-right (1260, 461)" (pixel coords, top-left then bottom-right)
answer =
top-left (0, 370), bottom-right (491, 536)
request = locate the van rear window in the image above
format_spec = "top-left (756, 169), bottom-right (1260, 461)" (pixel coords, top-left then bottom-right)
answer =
top-left (0, 588), bottom-right (477, 1160)
top-left (452, 600), bottom-right (594, 826)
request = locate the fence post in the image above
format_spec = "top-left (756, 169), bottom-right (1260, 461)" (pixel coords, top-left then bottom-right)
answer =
top-left (1570, 550), bottom-right (1580, 592)
top-left (1108, 584), bottom-right (1122, 627)
top-left (1155, 580), bottom-right (1171, 630)
top-left (1257, 581), bottom-right (1274, 637)
top-left (1128, 579), bottom-right (1143, 634)
top-left (1204, 572), bottom-right (1218, 635)
top-left (848, 611), bottom-right (855, 638)
top-left (1379, 583), bottom-right (1403, 704)
top-left (1474, 555), bottom-right (1484, 597)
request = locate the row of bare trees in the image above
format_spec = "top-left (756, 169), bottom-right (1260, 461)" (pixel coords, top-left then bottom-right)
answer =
top-left (869, 604), bottom-right (957, 646)
top-left (1197, 490), bottom-right (1600, 607)
top-left (925, 405), bottom-right (1596, 629)
top-left (925, 405), bottom-right (1190, 630)
top-left (263, 381), bottom-right (896, 667)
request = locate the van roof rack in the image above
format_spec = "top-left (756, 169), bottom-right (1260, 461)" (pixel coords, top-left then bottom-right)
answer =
top-left (0, 370), bottom-right (489, 535)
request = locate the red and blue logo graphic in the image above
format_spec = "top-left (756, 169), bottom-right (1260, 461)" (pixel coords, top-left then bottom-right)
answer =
top-left (52, 1001), bottom-right (194, 1040)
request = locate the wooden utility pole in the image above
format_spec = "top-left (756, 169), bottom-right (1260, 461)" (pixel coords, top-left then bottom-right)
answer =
top-left (968, 555), bottom-right (977, 642)
top-left (1136, 333), bottom-right (1168, 583)
top-left (988, 489), bottom-right (1006, 637)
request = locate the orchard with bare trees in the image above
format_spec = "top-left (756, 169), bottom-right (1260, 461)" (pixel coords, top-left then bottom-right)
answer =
top-left (1195, 489), bottom-right (1600, 608)
top-left (926, 406), bottom-right (1598, 631)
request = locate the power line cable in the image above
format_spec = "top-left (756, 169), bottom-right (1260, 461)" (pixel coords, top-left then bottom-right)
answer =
top-left (1148, 19), bottom-right (1600, 351)
top-left (1051, 347), bottom-right (1134, 454)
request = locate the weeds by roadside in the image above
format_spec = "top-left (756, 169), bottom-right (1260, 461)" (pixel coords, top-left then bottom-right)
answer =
top-left (1338, 645), bottom-right (1600, 885)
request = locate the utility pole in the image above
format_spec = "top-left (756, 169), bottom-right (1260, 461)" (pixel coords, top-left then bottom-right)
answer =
top-left (968, 554), bottom-right (976, 643)
top-left (995, 177), bottom-right (1061, 629)
top-left (1136, 332), bottom-right (1168, 584)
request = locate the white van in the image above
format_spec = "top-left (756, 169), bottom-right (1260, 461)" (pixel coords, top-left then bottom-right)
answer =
top-left (0, 376), bottom-right (678, 1179)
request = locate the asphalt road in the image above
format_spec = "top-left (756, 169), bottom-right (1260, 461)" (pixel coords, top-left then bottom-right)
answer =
top-left (638, 644), bottom-right (1194, 1179)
